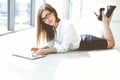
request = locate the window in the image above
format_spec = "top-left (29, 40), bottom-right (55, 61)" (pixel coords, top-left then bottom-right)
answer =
top-left (35, 0), bottom-right (44, 26)
top-left (0, 0), bottom-right (8, 34)
top-left (0, 0), bottom-right (35, 35)
top-left (44, 0), bottom-right (82, 20)
top-left (68, 0), bottom-right (82, 20)
top-left (15, 0), bottom-right (31, 30)
top-left (45, 0), bottom-right (66, 19)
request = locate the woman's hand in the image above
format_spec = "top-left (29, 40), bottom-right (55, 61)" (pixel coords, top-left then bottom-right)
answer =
top-left (31, 47), bottom-right (57, 56)
top-left (31, 47), bottom-right (48, 55)
top-left (31, 47), bottom-right (39, 53)
top-left (35, 48), bottom-right (48, 55)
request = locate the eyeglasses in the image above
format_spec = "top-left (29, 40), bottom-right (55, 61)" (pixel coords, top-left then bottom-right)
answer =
top-left (42, 12), bottom-right (51, 22)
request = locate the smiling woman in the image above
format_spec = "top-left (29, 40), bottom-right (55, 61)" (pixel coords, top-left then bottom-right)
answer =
top-left (31, 3), bottom-right (116, 56)
top-left (36, 3), bottom-right (60, 45)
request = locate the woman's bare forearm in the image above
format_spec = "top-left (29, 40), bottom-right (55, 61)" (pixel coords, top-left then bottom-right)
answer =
top-left (44, 48), bottom-right (57, 54)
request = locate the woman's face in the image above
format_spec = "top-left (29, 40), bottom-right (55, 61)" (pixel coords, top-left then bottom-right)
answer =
top-left (41, 10), bottom-right (56, 27)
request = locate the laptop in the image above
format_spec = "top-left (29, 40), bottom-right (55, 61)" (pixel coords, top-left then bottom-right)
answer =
top-left (12, 50), bottom-right (45, 60)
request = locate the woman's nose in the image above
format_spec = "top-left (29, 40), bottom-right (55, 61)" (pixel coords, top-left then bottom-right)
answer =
top-left (46, 19), bottom-right (51, 24)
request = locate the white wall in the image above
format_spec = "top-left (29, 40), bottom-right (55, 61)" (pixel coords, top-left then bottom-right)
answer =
top-left (106, 0), bottom-right (120, 21)
top-left (82, 0), bottom-right (120, 21)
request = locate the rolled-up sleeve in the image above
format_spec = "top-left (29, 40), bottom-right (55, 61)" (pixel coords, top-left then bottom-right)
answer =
top-left (47, 40), bottom-right (55, 48)
top-left (55, 24), bottom-right (80, 52)
top-left (55, 40), bottom-right (71, 52)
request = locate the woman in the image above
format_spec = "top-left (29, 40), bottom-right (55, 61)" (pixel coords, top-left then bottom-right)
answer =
top-left (31, 3), bottom-right (116, 56)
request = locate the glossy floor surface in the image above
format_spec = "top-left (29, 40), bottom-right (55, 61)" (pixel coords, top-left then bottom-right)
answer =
top-left (0, 20), bottom-right (120, 80)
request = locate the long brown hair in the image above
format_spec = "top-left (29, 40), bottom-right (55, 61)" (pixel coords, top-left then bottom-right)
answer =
top-left (37, 3), bottom-right (60, 47)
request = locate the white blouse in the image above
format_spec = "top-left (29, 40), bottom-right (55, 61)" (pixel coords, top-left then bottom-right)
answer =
top-left (47, 20), bottom-right (81, 53)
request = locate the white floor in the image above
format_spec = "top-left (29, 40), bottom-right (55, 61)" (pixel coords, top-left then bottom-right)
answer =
top-left (0, 21), bottom-right (120, 80)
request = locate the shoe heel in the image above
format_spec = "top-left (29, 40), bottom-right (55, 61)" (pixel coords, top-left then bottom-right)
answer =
top-left (94, 8), bottom-right (105, 21)
top-left (106, 5), bottom-right (116, 18)
top-left (94, 12), bottom-right (98, 16)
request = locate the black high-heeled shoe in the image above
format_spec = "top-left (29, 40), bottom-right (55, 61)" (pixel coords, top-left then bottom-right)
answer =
top-left (94, 8), bottom-right (105, 21)
top-left (106, 5), bottom-right (116, 18)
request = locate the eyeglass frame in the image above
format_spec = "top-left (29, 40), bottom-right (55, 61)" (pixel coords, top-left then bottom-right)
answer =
top-left (41, 12), bottom-right (51, 22)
